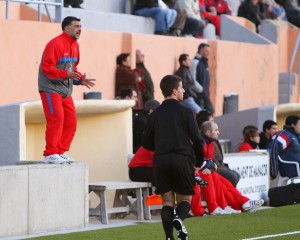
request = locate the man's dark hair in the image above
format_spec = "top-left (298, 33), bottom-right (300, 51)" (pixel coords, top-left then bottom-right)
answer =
top-left (196, 110), bottom-right (213, 129)
top-left (61, 16), bottom-right (80, 31)
top-left (160, 75), bottom-right (182, 98)
top-left (178, 54), bottom-right (189, 65)
top-left (116, 53), bottom-right (130, 65)
top-left (285, 115), bottom-right (300, 126)
top-left (120, 88), bottom-right (133, 99)
top-left (263, 120), bottom-right (277, 132)
top-left (197, 43), bottom-right (209, 53)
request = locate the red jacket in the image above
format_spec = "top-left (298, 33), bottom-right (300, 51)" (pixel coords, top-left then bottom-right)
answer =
top-left (238, 142), bottom-right (253, 152)
top-left (38, 32), bottom-right (82, 97)
top-left (128, 146), bottom-right (154, 168)
top-left (204, 0), bottom-right (232, 15)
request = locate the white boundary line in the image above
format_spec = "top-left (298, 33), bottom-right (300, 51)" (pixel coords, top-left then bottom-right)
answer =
top-left (242, 231), bottom-right (300, 240)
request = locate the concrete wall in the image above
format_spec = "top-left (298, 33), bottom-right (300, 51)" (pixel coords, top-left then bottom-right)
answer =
top-left (0, 100), bottom-right (134, 184)
top-left (220, 15), bottom-right (271, 44)
top-left (0, 4), bottom-right (298, 116)
top-left (0, 163), bottom-right (88, 238)
top-left (214, 106), bottom-right (275, 152)
top-left (215, 103), bottom-right (300, 152)
top-left (261, 20), bottom-right (300, 73)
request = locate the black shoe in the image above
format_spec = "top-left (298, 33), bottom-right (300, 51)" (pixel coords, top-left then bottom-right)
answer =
top-left (195, 175), bottom-right (208, 187)
top-left (200, 211), bottom-right (211, 217)
top-left (154, 30), bottom-right (169, 35)
top-left (172, 216), bottom-right (188, 240)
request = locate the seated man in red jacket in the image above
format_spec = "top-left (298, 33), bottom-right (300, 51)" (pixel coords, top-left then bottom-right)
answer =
top-left (191, 121), bottom-right (264, 215)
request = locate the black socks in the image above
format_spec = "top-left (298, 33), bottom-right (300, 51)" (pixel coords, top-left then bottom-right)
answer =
top-left (161, 206), bottom-right (175, 240)
top-left (176, 201), bottom-right (191, 221)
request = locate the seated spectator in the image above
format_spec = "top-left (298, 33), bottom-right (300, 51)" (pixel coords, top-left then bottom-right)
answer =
top-left (64, 0), bottom-right (83, 8)
top-left (269, 115), bottom-right (300, 179)
top-left (129, 146), bottom-right (155, 185)
top-left (163, 0), bottom-right (188, 36)
top-left (115, 53), bottom-right (143, 110)
top-left (204, 0), bottom-right (232, 15)
top-left (259, 120), bottom-right (278, 149)
top-left (199, 0), bottom-right (221, 35)
top-left (177, 0), bottom-right (207, 37)
top-left (136, 50), bottom-right (155, 103)
top-left (133, 99), bottom-right (160, 153)
top-left (274, 0), bottom-right (300, 27)
top-left (238, 0), bottom-right (261, 32)
top-left (258, 0), bottom-right (287, 20)
top-left (196, 110), bottom-right (241, 187)
top-left (134, 0), bottom-right (177, 35)
top-left (238, 125), bottom-right (260, 152)
top-left (175, 53), bottom-right (202, 114)
top-left (191, 121), bottom-right (264, 216)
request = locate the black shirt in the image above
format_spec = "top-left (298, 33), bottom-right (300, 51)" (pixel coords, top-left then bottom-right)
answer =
top-left (142, 99), bottom-right (203, 163)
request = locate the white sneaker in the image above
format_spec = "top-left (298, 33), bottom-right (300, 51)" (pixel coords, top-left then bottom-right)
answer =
top-left (242, 199), bottom-right (264, 212)
top-left (44, 154), bottom-right (66, 164)
top-left (210, 207), bottom-right (230, 215)
top-left (59, 154), bottom-right (75, 163)
top-left (224, 206), bottom-right (241, 214)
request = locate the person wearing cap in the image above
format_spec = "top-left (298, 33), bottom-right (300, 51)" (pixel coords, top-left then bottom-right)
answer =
top-left (133, 99), bottom-right (160, 153)
top-left (269, 115), bottom-right (300, 179)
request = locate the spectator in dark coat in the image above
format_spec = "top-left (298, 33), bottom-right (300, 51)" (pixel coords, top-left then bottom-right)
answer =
top-left (238, 0), bottom-right (261, 32)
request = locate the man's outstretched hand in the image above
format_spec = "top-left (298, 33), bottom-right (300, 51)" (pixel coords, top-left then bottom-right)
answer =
top-left (81, 73), bottom-right (96, 89)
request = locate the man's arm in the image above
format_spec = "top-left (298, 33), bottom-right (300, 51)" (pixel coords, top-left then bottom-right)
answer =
top-left (41, 41), bottom-right (70, 80)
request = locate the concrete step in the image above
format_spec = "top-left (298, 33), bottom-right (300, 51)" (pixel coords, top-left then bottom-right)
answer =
top-left (26, 4), bottom-right (155, 34)
top-left (278, 72), bottom-right (297, 104)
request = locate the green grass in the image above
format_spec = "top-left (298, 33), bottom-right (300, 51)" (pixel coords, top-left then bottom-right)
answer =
top-left (30, 204), bottom-right (300, 240)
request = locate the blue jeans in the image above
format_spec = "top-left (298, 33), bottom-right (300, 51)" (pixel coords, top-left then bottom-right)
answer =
top-left (135, 7), bottom-right (172, 32)
top-left (182, 17), bottom-right (204, 36)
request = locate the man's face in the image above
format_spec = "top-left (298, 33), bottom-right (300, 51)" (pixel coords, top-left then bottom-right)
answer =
top-left (183, 56), bottom-right (192, 68)
top-left (293, 120), bottom-right (300, 134)
top-left (65, 20), bottom-right (81, 40)
top-left (208, 122), bottom-right (220, 140)
top-left (200, 46), bottom-right (210, 59)
top-left (174, 81), bottom-right (185, 101)
top-left (123, 56), bottom-right (131, 67)
top-left (131, 90), bottom-right (138, 103)
top-left (136, 50), bottom-right (144, 64)
top-left (265, 125), bottom-right (278, 138)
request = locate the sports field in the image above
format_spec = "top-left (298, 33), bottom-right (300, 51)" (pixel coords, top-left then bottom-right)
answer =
top-left (30, 204), bottom-right (300, 240)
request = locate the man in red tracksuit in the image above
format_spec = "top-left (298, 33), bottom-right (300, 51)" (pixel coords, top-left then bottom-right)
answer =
top-left (38, 16), bottom-right (95, 164)
top-left (191, 120), bottom-right (264, 215)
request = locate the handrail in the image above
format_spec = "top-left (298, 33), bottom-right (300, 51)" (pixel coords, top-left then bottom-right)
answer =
top-left (288, 32), bottom-right (300, 102)
top-left (2, 0), bottom-right (63, 23)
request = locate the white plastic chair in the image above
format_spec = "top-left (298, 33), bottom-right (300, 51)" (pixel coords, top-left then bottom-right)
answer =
top-left (276, 156), bottom-right (300, 186)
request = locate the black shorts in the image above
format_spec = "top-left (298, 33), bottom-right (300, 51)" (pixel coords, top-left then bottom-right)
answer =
top-left (153, 153), bottom-right (195, 195)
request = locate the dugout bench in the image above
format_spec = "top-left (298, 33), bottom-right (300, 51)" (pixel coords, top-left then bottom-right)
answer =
top-left (89, 181), bottom-right (153, 224)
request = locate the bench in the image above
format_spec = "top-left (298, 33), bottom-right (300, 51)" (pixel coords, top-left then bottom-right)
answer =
top-left (89, 181), bottom-right (152, 224)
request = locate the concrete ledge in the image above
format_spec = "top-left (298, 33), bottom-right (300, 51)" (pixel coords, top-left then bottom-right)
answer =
top-left (0, 162), bottom-right (88, 238)
top-left (220, 15), bottom-right (272, 44)
top-left (25, 4), bottom-right (155, 34)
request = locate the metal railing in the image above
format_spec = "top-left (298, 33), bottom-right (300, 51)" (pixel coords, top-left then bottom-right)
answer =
top-left (2, 0), bottom-right (63, 23)
top-left (288, 33), bottom-right (300, 103)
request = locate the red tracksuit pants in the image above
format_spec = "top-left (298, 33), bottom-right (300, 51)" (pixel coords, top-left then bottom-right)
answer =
top-left (214, 173), bottom-right (249, 210)
top-left (40, 92), bottom-right (77, 156)
top-left (191, 171), bottom-right (249, 214)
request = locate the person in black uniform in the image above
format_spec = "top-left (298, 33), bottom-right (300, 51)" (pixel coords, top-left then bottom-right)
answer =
top-left (142, 75), bottom-right (209, 240)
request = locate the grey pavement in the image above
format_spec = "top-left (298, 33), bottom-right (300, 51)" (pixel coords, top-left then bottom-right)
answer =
top-left (1, 215), bottom-right (161, 240)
